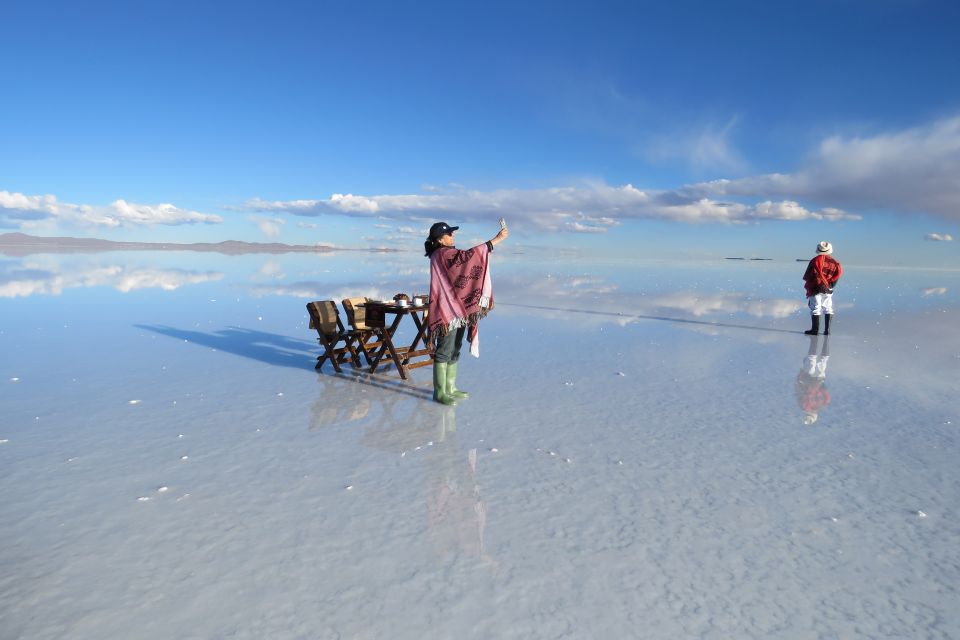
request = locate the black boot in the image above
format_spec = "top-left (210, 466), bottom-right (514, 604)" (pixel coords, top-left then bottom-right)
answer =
top-left (804, 315), bottom-right (820, 336)
top-left (823, 314), bottom-right (832, 335)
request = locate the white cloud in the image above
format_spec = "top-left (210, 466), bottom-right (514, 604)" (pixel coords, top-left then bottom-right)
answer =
top-left (247, 283), bottom-right (325, 299)
top-left (245, 182), bottom-right (853, 232)
top-left (925, 233), bottom-right (953, 242)
top-left (248, 215), bottom-right (285, 238)
top-left (256, 260), bottom-right (285, 279)
top-left (652, 291), bottom-right (803, 319)
top-left (490, 271), bottom-right (805, 330)
top-left (0, 263), bottom-right (223, 298)
top-left (245, 282), bottom-right (390, 301)
top-left (645, 116), bottom-right (748, 174)
top-left (565, 221), bottom-right (609, 233)
top-left (0, 190), bottom-right (222, 229)
top-left (690, 115), bottom-right (960, 220)
top-left (112, 269), bottom-right (223, 293)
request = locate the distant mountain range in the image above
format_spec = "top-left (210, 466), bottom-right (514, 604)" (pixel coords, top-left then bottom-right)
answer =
top-left (0, 232), bottom-right (398, 256)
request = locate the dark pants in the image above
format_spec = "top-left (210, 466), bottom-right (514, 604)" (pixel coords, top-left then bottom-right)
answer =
top-left (434, 327), bottom-right (465, 363)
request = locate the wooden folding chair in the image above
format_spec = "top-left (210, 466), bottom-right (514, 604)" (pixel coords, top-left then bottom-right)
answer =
top-left (342, 297), bottom-right (384, 366)
top-left (306, 301), bottom-right (361, 372)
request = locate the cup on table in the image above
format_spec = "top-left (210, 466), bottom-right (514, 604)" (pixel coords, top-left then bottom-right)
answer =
top-left (413, 297), bottom-right (423, 306)
top-left (397, 299), bottom-right (408, 307)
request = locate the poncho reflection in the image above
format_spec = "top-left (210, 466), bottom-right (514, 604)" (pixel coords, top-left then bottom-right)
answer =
top-left (428, 243), bottom-right (493, 357)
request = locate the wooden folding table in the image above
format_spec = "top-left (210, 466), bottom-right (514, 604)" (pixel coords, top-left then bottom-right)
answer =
top-left (361, 301), bottom-right (433, 380)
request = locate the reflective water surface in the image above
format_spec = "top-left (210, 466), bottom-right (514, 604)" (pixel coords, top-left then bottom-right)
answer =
top-left (2, 249), bottom-right (958, 638)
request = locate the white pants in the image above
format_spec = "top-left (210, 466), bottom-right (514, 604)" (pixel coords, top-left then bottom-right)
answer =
top-left (803, 355), bottom-right (829, 379)
top-left (807, 293), bottom-right (834, 316)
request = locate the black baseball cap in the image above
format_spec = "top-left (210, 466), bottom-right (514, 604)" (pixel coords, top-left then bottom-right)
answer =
top-left (429, 222), bottom-right (459, 239)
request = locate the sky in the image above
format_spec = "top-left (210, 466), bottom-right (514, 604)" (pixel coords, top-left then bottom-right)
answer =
top-left (2, 0), bottom-right (959, 265)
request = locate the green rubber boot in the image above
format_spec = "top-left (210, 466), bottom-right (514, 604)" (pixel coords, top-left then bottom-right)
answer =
top-left (433, 362), bottom-right (457, 405)
top-left (446, 361), bottom-right (469, 399)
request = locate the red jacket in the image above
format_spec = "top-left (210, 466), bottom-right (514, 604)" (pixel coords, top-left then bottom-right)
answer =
top-left (795, 374), bottom-right (831, 413)
top-left (803, 255), bottom-right (842, 297)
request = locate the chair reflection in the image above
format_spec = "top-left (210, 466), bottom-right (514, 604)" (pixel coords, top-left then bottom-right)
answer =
top-left (309, 393), bottom-right (372, 430)
top-left (309, 369), bottom-right (431, 431)
top-left (796, 335), bottom-right (831, 425)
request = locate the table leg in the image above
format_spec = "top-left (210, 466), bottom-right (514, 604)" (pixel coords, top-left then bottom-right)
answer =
top-left (408, 310), bottom-right (428, 351)
top-left (367, 328), bottom-right (408, 379)
top-left (384, 333), bottom-right (407, 380)
top-left (402, 310), bottom-right (432, 365)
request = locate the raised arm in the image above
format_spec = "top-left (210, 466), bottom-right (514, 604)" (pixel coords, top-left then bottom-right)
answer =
top-left (489, 225), bottom-right (509, 248)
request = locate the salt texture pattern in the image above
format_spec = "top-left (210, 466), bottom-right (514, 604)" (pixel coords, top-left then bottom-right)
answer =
top-left (1, 251), bottom-right (958, 639)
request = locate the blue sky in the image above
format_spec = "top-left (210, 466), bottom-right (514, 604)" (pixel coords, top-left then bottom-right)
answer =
top-left (2, 0), bottom-right (959, 265)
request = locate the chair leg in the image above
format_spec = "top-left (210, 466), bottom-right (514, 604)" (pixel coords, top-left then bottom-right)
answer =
top-left (354, 340), bottom-right (371, 367)
top-left (318, 336), bottom-right (343, 373)
top-left (345, 336), bottom-right (362, 369)
top-left (357, 333), bottom-right (383, 367)
top-left (367, 339), bottom-right (385, 366)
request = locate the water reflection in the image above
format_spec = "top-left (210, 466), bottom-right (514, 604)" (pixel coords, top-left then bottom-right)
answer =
top-left (371, 406), bottom-right (493, 566)
top-left (423, 412), bottom-right (492, 565)
top-left (309, 374), bottom-right (493, 566)
top-left (0, 260), bottom-right (222, 297)
top-left (492, 270), bottom-right (806, 333)
top-left (795, 335), bottom-right (831, 425)
top-left (309, 393), bottom-right (373, 429)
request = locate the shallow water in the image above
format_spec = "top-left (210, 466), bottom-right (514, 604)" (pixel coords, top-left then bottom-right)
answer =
top-left (2, 250), bottom-right (958, 639)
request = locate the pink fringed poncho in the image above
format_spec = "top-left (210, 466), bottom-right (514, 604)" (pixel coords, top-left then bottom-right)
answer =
top-left (428, 243), bottom-right (493, 357)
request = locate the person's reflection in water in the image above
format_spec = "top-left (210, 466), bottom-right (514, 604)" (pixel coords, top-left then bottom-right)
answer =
top-left (309, 376), bottom-right (497, 568)
top-left (795, 335), bottom-right (831, 425)
top-left (424, 408), bottom-right (496, 568)
top-left (352, 400), bottom-right (496, 568)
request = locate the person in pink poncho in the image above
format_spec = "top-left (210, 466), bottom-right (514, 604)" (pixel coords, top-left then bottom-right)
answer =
top-left (423, 221), bottom-right (509, 405)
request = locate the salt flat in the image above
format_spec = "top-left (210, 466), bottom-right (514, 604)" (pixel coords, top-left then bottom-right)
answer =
top-left (1, 251), bottom-right (958, 639)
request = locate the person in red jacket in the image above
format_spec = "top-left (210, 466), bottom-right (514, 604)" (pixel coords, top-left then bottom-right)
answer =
top-left (802, 241), bottom-right (843, 335)
top-left (796, 335), bottom-right (831, 425)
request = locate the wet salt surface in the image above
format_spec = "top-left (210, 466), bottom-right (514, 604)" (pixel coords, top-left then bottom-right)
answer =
top-left (1, 251), bottom-right (959, 639)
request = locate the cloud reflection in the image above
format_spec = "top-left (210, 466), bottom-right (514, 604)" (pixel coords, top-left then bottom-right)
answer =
top-left (0, 262), bottom-right (223, 298)
top-left (493, 271), bottom-right (804, 327)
